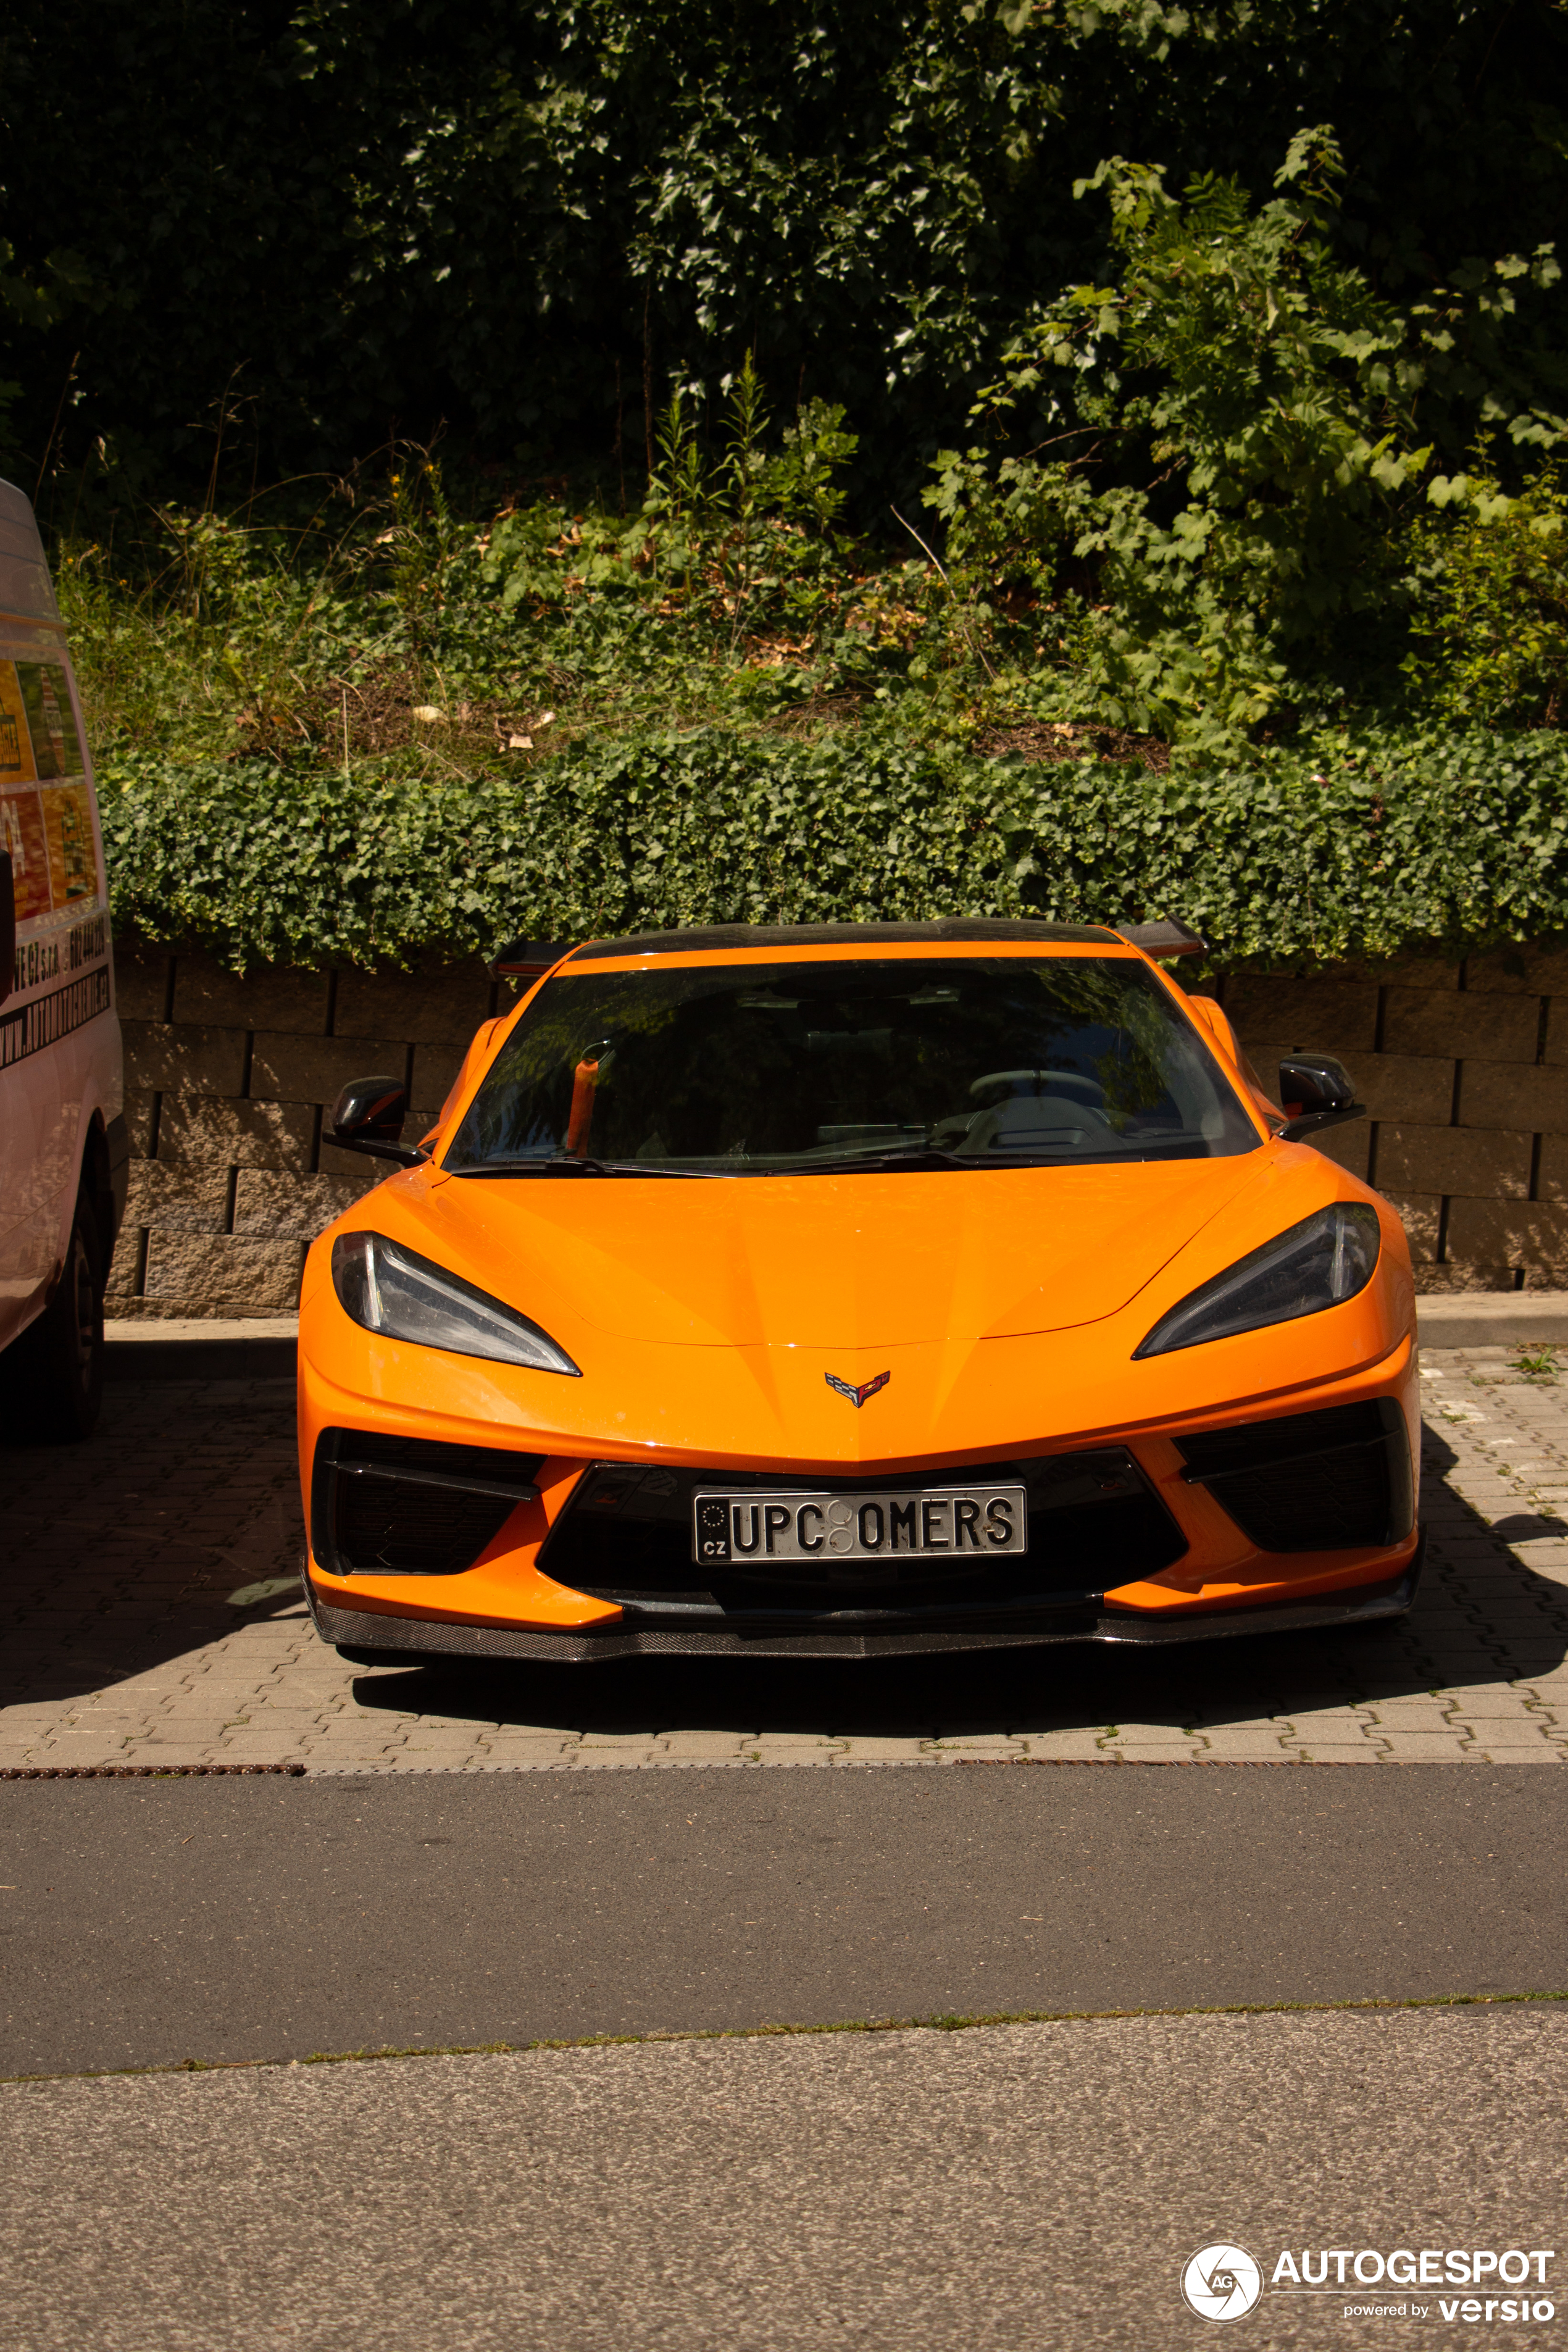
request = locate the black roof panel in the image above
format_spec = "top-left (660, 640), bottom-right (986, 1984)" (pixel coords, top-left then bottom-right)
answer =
top-left (568, 920), bottom-right (1124, 961)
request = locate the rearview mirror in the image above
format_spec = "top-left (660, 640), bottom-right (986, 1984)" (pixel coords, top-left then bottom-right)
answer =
top-left (0, 849), bottom-right (14, 1009)
top-left (329, 1074), bottom-right (424, 1167)
top-left (1277, 1054), bottom-right (1365, 1143)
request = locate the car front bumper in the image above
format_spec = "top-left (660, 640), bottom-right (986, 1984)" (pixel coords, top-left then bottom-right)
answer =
top-left (306, 1536), bottom-right (1424, 1664)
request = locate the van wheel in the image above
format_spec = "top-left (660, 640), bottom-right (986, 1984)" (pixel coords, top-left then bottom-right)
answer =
top-left (4, 1194), bottom-right (106, 1443)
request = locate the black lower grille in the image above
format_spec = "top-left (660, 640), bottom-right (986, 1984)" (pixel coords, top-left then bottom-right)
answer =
top-left (539, 1449), bottom-right (1187, 1620)
top-left (1177, 1400), bottom-right (1412, 1553)
top-left (312, 1428), bottom-right (544, 1576)
top-left (336, 1481), bottom-right (517, 1576)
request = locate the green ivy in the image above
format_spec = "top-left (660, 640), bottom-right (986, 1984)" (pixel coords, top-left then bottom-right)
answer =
top-left (99, 722), bottom-right (1568, 973)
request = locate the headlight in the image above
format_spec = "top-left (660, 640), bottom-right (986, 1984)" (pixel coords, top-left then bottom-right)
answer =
top-left (331, 1232), bottom-right (581, 1375)
top-left (1133, 1204), bottom-right (1381, 1359)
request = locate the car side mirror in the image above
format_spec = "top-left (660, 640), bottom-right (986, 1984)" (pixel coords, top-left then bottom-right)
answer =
top-left (1277, 1054), bottom-right (1366, 1143)
top-left (0, 849), bottom-right (14, 1009)
top-left (330, 1074), bottom-right (424, 1167)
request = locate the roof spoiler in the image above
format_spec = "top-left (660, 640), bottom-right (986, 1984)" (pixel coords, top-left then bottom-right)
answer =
top-left (1122, 919), bottom-right (1207, 959)
top-left (486, 938), bottom-right (575, 982)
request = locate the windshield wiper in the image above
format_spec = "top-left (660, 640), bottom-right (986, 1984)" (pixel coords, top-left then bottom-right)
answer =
top-left (788, 1143), bottom-right (1113, 1173)
top-left (448, 1156), bottom-right (735, 1180)
top-left (794, 1144), bottom-right (974, 1175)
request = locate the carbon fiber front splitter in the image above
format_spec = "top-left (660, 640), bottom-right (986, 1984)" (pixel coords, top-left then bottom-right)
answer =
top-left (304, 1537), bottom-right (1424, 1665)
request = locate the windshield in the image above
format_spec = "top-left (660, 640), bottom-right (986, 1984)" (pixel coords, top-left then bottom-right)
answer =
top-left (445, 956), bottom-right (1261, 1175)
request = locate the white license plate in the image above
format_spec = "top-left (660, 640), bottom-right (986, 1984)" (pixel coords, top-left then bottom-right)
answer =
top-left (691, 1484), bottom-right (1028, 1568)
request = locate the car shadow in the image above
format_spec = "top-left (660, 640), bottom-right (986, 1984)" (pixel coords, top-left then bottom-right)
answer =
top-left (0, 1377), bottom-right (307, 1709)
top-left (10, 1383), bottom-right (1565, 1742)
top-left (349, 1419), bottom-right (1568, 1743)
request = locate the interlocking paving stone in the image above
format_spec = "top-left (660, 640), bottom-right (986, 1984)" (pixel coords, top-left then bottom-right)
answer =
top-left (8, 1346), bottom-right (1568, 1769)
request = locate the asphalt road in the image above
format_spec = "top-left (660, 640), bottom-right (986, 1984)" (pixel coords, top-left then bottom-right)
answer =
top-left (4, 2006), bottom-right (1564, 2351)
top-left (4, 1764), bottom-right (1566, 2078)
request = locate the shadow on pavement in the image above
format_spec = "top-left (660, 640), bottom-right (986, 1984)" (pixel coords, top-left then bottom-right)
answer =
top-left (1, 1377), bottom-right (305, 1706)
top-left (6, 1380), bottom-right (1567, 1738)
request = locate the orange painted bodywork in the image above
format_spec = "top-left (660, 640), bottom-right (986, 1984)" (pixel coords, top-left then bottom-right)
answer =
top-left (298, 940), bottom-right (1420, 1643)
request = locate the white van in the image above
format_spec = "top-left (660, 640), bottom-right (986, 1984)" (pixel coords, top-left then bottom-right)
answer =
top-left (0, 478), bottom-right (125, 1439)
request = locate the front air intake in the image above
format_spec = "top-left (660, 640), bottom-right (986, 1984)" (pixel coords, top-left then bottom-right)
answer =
top-left (538, 1448), bottom-right (1188, 1616)
top-left (311, 1428), bottom-right (544, 1576)
top-left (1176, 1400), bottom-right (1412, 1553)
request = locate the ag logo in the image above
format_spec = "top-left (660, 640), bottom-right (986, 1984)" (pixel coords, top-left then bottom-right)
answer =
top-left (1181, 2243), bottom-right (1262, 2323)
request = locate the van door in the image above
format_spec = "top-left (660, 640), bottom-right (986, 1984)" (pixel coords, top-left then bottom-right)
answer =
top-left (0, 481), bottom-right (120, 1354)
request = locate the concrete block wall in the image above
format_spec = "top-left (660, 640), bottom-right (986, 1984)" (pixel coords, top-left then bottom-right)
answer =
top-left (107, 947), bottom-right (501, 1319)
top-left (103, 938), bottom-right (1568, 1317)
top-left (1219, 943), bottom-right (1568, 1291)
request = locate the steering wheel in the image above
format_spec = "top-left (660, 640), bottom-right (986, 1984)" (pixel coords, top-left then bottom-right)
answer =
top-left (967, 1069), bottom-right (1105, 1107)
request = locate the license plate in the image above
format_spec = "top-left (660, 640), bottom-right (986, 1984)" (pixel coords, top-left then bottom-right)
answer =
top-left (691, 1484), bottom-right (1028, 1568)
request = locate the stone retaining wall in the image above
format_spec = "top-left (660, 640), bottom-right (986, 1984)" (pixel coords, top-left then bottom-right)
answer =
top-left (107, 946), bottom-right (501, 1319)
top-left (105, 938), bottom-right (1568, 1317)
top-left (1222, 943), bottom-right (1568, 1293)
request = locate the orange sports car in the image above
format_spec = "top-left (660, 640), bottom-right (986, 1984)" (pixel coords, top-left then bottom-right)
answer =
top-left (296, 919), bottom-right (1420, 1665)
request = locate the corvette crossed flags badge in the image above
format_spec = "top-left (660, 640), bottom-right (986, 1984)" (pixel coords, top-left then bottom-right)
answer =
top-left (825, 1370), bottom-right (891, 1409)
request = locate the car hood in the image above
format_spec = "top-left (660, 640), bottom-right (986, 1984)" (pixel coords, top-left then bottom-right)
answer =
top-left (412, 1156), bottom-right (1267, 1349)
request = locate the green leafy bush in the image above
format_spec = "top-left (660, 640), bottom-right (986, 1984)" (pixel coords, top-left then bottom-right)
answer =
top-left (1406, 456), bottom-right (1568, 724)
top-left (98, 722), bottom-right (1568, 974)
top-left (6, 0), bottom-right (1566, 507)
top-left (927, 131), bottom-right (1565, 751)
top-left (57, 407), bottom-right (961, 778)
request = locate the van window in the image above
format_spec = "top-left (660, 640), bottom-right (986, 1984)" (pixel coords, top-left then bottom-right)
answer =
top-left (0, 653), bottom-right (99, 938)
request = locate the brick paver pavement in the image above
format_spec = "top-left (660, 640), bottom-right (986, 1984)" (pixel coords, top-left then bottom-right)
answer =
top-left (5, 1349), bottom-right (1568, 1770)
